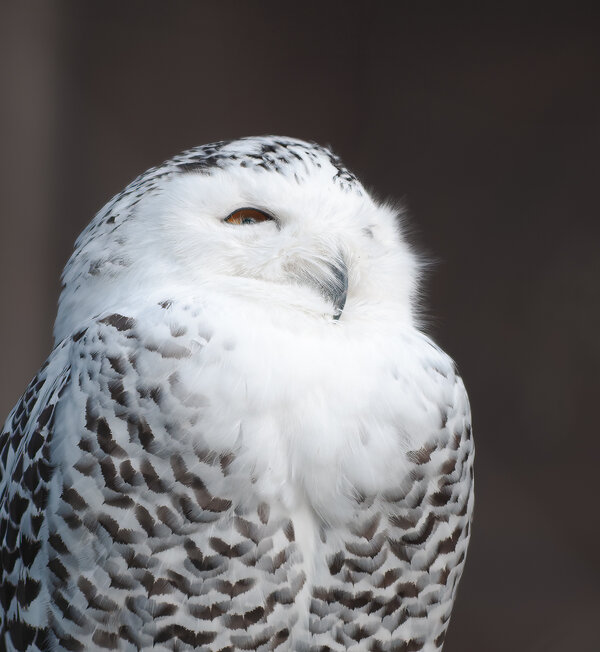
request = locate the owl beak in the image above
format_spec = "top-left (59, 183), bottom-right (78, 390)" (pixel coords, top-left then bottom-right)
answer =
top-left (286, 250), bottom-right (348, 319)
top-left (327, 256), bottom-right (348, 320)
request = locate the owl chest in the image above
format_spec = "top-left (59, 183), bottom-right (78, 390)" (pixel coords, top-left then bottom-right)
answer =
top-left (48, 323), bottom-right (462, 648)
top-left (176, 329), bottom-right (430, 521)
top-left (61, 312), bottom-right (441, 555)
top-left (140, 318), bottom-right (446, 511)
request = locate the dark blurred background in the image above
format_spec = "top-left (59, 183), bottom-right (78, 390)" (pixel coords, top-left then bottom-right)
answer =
top-left (1, 2), bottom-right (599, 650)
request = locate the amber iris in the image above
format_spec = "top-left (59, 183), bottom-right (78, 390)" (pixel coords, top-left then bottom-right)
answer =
top-left (224, 208), bottom-right (274, 225)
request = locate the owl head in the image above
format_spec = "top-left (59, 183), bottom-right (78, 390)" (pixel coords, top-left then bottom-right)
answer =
top-left (54, 137), bottom-right (420, 342)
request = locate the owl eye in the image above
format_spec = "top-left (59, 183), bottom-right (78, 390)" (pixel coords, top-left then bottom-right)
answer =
top-left (224, 207), bottom-right (274, 225)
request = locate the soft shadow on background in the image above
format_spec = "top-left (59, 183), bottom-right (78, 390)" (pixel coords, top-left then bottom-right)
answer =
top-left (1, 2), bottom-right (599, 650)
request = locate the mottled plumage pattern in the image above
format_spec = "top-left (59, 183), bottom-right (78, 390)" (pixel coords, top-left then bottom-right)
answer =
top-left (1, 136), bottom-right (473, 651)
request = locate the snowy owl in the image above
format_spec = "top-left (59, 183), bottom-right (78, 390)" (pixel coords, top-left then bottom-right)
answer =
top-left (0, 136), bottom-right (473, 651)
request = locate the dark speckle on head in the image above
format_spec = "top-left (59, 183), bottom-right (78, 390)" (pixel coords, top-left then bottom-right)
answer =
top-left (166, 137), bottom-right (362, 193)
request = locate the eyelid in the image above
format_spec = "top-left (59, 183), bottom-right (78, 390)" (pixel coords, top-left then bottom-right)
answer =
top-left (224, 207), bottom-right (278, 226)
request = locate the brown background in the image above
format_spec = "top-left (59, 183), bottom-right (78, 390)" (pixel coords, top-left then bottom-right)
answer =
top-left (1, 2), bottom-right (599, 650)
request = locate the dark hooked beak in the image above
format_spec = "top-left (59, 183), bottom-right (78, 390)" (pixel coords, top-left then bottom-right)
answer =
top-left (287, 250), bottom-right (349, 319)
top-left (325, 256), bottom-right (348, 320)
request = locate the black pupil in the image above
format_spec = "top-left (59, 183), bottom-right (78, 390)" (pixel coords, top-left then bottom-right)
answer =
top-left (242, 217), bottom-right (256, 224)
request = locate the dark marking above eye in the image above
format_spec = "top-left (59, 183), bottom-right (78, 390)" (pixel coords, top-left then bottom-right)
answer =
top-left (224, 207), bottom-right (275, 226)
top-left (362, 227), bottom-right (374, 238)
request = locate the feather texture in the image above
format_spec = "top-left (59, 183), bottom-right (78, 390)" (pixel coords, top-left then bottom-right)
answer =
top-left (1, 137), bottom-right (473, 651)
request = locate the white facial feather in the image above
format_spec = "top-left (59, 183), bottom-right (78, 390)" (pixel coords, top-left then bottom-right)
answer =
top-left (55, 137), bottom-right (419, 343)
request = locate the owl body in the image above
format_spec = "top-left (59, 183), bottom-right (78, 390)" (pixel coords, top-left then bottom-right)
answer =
top-left (0, 137), bottom-right (473, 651)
